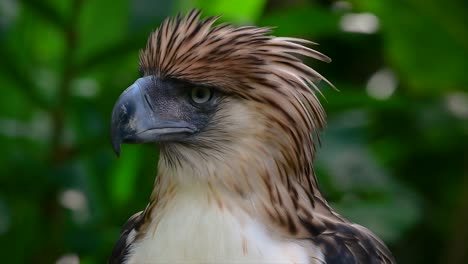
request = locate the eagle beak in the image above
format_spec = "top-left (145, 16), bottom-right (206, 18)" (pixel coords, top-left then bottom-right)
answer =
top-left (111, 76), bottom-right (198, 156)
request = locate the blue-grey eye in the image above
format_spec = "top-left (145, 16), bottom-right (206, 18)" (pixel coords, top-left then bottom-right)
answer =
top-left (190, 87), bottom-right (213, 104)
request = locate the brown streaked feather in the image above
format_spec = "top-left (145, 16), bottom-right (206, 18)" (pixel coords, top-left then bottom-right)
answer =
top-left (301, 218), bottom-right (395, 264)
top-left (109, 212), bottom-right (144, 264)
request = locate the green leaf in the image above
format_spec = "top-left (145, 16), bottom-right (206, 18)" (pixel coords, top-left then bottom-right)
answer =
top-left (76, 0), bottom-right (128, 63)
top-left (180, 0), bottom-right (267, 24)
top-left (356, 0), bottom-right (468, 92)
top-left (258, 5), bottom-right (340, 37)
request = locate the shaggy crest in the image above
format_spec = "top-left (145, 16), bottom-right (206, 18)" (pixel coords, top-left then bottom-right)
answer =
top-left (140, 9), bottom-right (333, 139)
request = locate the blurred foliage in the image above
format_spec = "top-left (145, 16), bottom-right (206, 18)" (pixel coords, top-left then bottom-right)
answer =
top-left (0, 0), bottom-right (467, 263)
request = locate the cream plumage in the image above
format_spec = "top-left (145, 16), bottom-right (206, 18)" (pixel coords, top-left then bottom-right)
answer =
top-left (109, 9), bottom-right (395, 264)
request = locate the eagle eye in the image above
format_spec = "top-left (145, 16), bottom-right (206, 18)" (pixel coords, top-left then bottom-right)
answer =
top-left (190, 87), bottom-right (213, 104)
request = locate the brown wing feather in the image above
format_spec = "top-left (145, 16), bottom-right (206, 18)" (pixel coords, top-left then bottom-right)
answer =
top-left (300, 217), bottom-right (395, 264)
top-left (109, 212), bottom-right (144, 264)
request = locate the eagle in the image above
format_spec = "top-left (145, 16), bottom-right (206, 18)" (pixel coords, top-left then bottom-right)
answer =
top-left (109, 9), bottom-right (395, 264)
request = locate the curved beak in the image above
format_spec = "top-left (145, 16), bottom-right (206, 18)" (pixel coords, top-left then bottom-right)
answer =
top-left (111, 76), bottom-right (197, 156)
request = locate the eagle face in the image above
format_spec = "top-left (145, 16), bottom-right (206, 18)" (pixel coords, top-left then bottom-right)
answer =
top-left (111, 76), bottom-right (223, 155)
top-left (110, 73), bottom-right (261, 178)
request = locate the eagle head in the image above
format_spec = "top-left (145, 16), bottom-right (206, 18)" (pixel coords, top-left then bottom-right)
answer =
top-left (111, 9), bottom-right (331, 186)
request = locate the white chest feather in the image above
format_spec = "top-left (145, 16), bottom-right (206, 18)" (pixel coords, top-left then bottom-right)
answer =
top-left (125, 185), bottom-right (315, 264)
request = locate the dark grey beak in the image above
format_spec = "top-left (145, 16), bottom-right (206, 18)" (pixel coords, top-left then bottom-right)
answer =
top-left (111, 76), bottom-right (198, 156)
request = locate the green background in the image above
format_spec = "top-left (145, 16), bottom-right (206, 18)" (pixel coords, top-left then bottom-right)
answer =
top-left (0, 0), bottom-right (467, 263)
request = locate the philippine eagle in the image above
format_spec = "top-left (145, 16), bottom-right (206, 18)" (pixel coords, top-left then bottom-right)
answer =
top-left (109, 9), bottom-right (395, 264)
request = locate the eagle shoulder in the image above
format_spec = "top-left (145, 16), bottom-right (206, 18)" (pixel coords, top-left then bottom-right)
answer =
top-left (109, 211), bottom-right (144, 264)
top-left (300, 217), bottom-right (396, 264)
